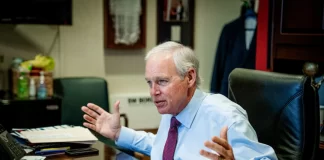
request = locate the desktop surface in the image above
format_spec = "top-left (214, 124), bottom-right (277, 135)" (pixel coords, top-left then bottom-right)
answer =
top-left (36, 141), bottom-right (139, 160)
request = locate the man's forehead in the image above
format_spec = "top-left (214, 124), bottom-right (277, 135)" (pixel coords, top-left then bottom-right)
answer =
top-left (145, 75), bottom-right (170, 80)
top-left (147, 52), bottom-right (173, 61)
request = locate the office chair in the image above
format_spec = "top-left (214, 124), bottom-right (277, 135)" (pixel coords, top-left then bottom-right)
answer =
top-left (53, 77), bottom-right (110, 126)
top-left (228, 68), bottom-right (320, 160)
top-left (53, 77), bottom-right (128, 147)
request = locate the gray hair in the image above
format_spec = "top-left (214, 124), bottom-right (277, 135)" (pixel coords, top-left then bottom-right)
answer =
top-left (145, 41), bottom-right (201, 86)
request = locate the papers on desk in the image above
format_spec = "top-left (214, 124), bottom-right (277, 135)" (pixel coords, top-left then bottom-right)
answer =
top-left (11, 125), bottom-right (74, 140)
top-left (21, 155), bottom-right (46, 160)
top-left (19, 125), bottom-right (98, 144)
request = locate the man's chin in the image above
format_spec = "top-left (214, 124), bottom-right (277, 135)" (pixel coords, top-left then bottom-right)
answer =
top-left (157, 107), bottom-right (168, 114)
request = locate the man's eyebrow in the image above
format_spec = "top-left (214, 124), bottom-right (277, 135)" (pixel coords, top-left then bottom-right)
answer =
top-left (145, 76), bottom-right (169, 81)
top-left (157, 77), bottom-right (169, 80)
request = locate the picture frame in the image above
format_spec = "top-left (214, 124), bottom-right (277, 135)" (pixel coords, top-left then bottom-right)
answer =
top-left (157, 0), bottom-right (194, 48)
top-left (104, 0), bottom-right (146, 49)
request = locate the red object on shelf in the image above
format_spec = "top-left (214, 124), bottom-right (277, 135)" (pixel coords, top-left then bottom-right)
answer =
top-left (255, 0), bottom-right (269, 71)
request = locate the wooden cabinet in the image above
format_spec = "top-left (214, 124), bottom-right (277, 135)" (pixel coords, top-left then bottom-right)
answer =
top-left (281, 0), bottom-right (324, 34)
top-left (270, 0), bottom-right (324, 75)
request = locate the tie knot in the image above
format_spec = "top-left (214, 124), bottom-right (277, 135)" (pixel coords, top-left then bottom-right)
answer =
top-left (171, 117), bottom-right (180, 128)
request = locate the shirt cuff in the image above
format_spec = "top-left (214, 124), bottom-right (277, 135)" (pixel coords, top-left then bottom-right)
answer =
top-left (115, 126), bottom-right (136, 149)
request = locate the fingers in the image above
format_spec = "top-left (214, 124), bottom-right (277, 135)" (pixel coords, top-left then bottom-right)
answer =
top-left (82, 111), bottom-right (98, 131)
top-left (81, 106), bottom-right (100, 119)
top-left (86, 103), bottom-right (106, 115)
top-left (83, 114), bottom-right (96, 124)
top-left (83, 122), bottom-right (96, 131)
top-left (200, 126), bottom-right (233, 160)
top-left (220, 126), bottom-right (228, 140)
top-left (200, 149), bottom-right (219, 160)
top-left (205, 135), bottom-right (231, 157)
top-left (204, 140), bottom-right (227, 156)
top-left (212, 126), bottom-right (230, 150)
top-left (84, 101), bottom-right (120, 115)
top-left (211, 136), bottom-right (231, 150)
top-left (113, 101), bottom-right (120, 114)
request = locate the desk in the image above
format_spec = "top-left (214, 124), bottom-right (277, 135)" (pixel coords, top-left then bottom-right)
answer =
top-left (38, 141), bottom-right (139, 160)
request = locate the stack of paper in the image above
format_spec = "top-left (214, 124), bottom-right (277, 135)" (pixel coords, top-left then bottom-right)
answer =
top-left (19, 125), bottom-right (98, 144)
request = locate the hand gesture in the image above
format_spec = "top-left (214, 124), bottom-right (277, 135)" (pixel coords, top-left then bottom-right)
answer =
top-left (200, 126), bottom-right (234, 160)
top-left (81, 101), bottom-right (122, 140)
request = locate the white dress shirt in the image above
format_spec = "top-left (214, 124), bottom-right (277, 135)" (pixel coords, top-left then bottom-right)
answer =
top-left (116, 89), bottom-right (278, 160)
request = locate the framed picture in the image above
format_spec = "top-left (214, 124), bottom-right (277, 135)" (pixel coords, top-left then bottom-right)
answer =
top-left (157, 0), bottom-right (194, 48)
top-left (104, 0), bottom-right (146, 49)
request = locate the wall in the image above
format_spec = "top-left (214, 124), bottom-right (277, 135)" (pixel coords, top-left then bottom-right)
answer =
top-left (59, 0), bottom-right (105, 78)
top-left (0, 0), bottom-right (105, 80)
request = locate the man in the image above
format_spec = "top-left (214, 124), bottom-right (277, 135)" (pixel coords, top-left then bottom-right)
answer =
top-left (176, 0), bottom-right (184, 21)
top-left (82, 41), bottom-right (277, 160)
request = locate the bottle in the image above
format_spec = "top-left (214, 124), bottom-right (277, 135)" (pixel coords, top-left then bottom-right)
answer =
top-left (29, 78), bottom-right (36, 98)
top-left (37, 71), bottom-right (47, 99)
top-left (17, 70), bottom-right (29, 98)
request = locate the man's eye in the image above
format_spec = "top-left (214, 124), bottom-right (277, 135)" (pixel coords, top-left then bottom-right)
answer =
top-left (147, 81), bottom-right (152, 87)
top-left (158, 80), bottom-right (168, 85)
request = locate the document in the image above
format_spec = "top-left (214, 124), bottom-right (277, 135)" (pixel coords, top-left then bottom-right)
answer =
top-left (20, 126), bottom-right (98, 144)
top-left (21, 156), bottom-right (46, 160)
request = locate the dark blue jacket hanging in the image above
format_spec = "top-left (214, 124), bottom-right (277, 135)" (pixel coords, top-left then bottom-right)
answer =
top-left (210, 16), bottom-right (256, 96)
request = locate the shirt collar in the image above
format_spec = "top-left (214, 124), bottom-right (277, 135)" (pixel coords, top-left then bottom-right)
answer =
top-left (174, 89), bottom-right (207, 129)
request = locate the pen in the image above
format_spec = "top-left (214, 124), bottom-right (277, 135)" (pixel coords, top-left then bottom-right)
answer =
top-left (41, 146), bottom-right (70, 151)
top-left (35, 149), bottom-right (66, 155)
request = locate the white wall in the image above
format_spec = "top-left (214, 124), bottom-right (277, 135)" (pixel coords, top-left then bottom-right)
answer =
top-left (0, 0), bottom-right (242, 129)
top-left (59, 0), bottom-right (105, 78)
top-left (0, 0), bottom-right (105, 79)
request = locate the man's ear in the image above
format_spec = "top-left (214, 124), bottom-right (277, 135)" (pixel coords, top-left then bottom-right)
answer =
top-left (187, 68), bottom-right (196, 87)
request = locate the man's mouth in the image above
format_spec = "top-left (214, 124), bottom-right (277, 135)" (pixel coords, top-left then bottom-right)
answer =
top-left (154, 100), bottom-right (166, 107)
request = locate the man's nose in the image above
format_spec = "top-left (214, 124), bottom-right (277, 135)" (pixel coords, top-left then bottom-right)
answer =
top-left (151, 83), bottom-right (161, 95)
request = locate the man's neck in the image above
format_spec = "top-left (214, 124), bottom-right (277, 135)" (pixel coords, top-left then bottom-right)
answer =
top-left (173, 87), bottom-right (197, 116)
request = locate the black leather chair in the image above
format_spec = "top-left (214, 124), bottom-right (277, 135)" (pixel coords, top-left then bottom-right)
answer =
top-left (228, 68), bottom-right (320, 160)
top-left (315, 76), bottom-right (324, 107)
top-left (315, 76), bottom-right (324, 159)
